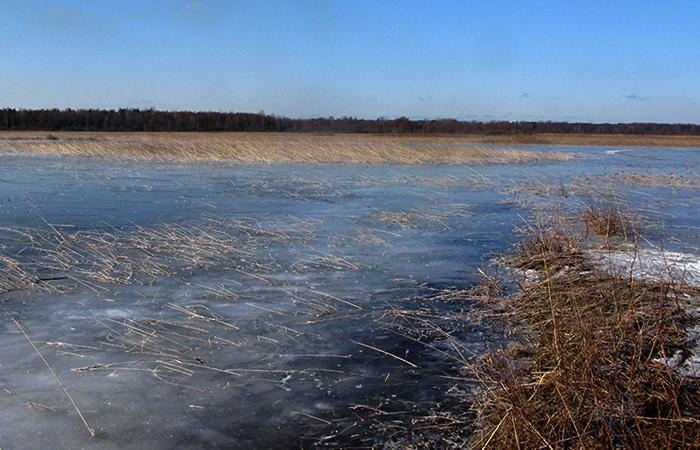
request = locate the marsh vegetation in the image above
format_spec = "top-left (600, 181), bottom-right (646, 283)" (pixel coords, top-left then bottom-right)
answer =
top-left (469, 211), bottom-right (700, 449)
top-left (0, 131), bottom-right (577, 164)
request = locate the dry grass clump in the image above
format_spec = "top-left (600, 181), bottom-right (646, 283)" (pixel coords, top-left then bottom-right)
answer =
top-left (583, 205), bottom-right (627, 237)
top-left (511, 222), bottom-right (584, 272)
top-left (0, 255), bottom-right (44, 294)
top-left (582, 203), bottom-right (640, 244)
top-left (470, 218), bottom-right (700, 449)
top-left (472, 274), bottom-right (699, 449)
top-left (371, 205), bottom-right (699, 449)
top-left (0, 131), bottom-right (575, 164)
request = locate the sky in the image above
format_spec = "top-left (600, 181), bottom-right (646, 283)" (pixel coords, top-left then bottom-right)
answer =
top-left (1, 0), bottom-right (699, 123)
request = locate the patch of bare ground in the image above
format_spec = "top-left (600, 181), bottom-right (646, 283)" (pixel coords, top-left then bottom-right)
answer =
top-left (0, 132), bottom-right (575, 164)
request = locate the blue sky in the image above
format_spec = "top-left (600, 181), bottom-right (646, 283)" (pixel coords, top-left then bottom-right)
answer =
top-left (1, 0), bottom-right (699, 122)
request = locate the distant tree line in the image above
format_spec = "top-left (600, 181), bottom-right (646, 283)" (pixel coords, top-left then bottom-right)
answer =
top-left (1, 108), bottom-right (699, 135)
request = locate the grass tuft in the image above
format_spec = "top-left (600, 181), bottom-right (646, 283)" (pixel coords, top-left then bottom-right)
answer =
top-left (582, 202), bottom-right (639, 246)
top-left (511, 220), bottom-right (584, 272)
top-left (470, 211), bottom-right (700, 450)
top-left (366, 203), bottom-right (699, 449)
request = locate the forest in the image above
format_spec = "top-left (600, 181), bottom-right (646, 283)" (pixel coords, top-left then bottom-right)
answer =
top-left (2, 108), bottom-right (699, 135)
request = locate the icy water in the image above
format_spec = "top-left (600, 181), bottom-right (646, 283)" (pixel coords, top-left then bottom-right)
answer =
top-left (0, 146), bottom-right (699, 448)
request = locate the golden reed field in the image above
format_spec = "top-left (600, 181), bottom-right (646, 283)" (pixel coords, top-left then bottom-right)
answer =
top-left (2, 131), bottom-right (699, 164)
top-left (0, 131), bottom-right (585, 164)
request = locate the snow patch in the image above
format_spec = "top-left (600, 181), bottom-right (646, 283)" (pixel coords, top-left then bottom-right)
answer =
top-left (586, 248), bottom-right (700, 289)
top-left (588, 247), bottom-right (700, 379)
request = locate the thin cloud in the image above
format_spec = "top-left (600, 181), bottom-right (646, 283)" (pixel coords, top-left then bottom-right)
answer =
top-left (174, 1), bottom-right (230, 27)
top-left (42, 6), bottom-right (98, 33)
top-left (520, 92), bottom-right (560, 102)
top-left (49, 7), bottom-right (71, 18)
top-left (184, 1), bottom-right (205, 12)
top-left (47, 7), bottom-right (81, 25)
top-left (623, 94), bottom-right (649, 101)
top-left (543, 95), bottom-right (561, 102)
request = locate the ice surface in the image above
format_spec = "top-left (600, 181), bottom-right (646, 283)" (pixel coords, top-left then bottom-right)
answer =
top-left (587, 248), bottom-right (700, 289)
top-left (0, 146), bottom-right (699, 448)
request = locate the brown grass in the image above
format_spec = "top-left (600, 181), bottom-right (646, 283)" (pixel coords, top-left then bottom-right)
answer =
top-left (470, 220), bottom-right (700, 450)
top-left (512, 221), bottom-right (584, 272)
top-left (466, 133), bottom-right (700, 148)
top-left (0, 131), bottom-right (576, 164)
top-left (582, 202), bottom-right (640, 245)
top-left (0, 217), bottom-right (314, 295)
top-left (361, 203), bottom-right (699, 449)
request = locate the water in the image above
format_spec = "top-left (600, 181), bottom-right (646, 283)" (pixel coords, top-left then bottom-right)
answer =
top-left (0, 146), bottom-right (698, 448)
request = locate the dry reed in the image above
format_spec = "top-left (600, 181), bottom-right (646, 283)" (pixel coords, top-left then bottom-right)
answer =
top-left (469, 215), bottom-right (700, 449)
top-left (359, 203), bottom-right (700, 449)
top-left (0, 132), bottom-right (576, 164)
top-left (0, 217), bottom-right (317, 295)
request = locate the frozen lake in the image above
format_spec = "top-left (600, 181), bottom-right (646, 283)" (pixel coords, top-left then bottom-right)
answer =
top-left (1, 146), bottom-right (699, 448)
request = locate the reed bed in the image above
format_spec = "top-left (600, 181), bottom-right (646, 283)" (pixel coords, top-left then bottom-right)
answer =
top-left (471, 249), bottom-right (699, 449)
top-left (0, 217), bottom-right (319, 295)
top-left (0, 132), bottom-right (575, 164)
top-left (476, 211), bottom-right (699, 449)
top-left (4, 131), bottom-right (700, 153)
top-left (461, 133), bottom-right (700, 148)
top-left (0, 216), bottom-right (372, 405)
top-left (358, 204), bottom-right (700, 449)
